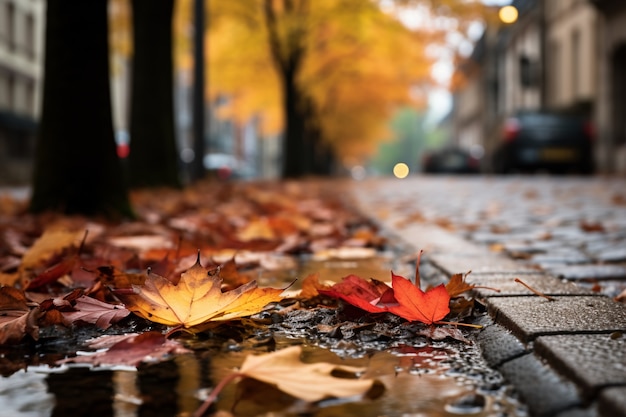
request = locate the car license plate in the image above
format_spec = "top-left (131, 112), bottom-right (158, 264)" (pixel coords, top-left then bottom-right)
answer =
top-left (541, 148), bottom-right (578, 161)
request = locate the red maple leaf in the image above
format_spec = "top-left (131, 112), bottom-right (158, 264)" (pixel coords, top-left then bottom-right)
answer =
top-left (320, 272), bottom-right (450, 325)
top-left (386, 272), bottom-right (450, 324)
top-left (318, 274), bottom-right (394, 314)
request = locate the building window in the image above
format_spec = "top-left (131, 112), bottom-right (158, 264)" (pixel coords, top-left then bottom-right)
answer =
top-left (571, 29), bottom-right (580, 99)
top-left (25, 13), bottom-right (35, 59)
top-left (0, 2), bottom-right (15, 50)
top-left (548, 40), bottom-right (561, 104)
top-left (14, 76), bottom-right (27, 114)
top-left (26, 80), bottom-right (35, 115)
top-left (519, 55), bottom-right (538, 88)
top-left (0, 72), bottom-right (10, 108)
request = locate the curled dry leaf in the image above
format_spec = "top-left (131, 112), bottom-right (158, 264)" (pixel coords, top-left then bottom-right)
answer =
top-left (115, 255), bottom-right (284, 328)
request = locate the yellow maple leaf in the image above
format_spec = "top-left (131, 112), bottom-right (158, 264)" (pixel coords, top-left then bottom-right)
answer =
top-left (116, 257), bottom-right (283, 328)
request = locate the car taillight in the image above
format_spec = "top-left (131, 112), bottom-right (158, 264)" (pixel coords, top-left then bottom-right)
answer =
top-left (583, 121), bottom-right (595, 141)
top-left (502, 118), bottom-right (520, 142)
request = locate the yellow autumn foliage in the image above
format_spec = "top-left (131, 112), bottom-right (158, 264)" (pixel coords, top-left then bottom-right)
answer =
top-left (112, 0), bottom-right (491, 163)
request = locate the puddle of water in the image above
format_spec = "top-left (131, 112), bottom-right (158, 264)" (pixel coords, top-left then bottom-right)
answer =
top-left (0, 340), bottom-right (526, 417)
top-left (0, 255), bottom-right (527, 417)
top-left (257, 252), bottom-right (414, 292)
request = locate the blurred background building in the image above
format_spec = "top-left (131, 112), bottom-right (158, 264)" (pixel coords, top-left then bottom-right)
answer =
top-left (2, 0), bottom-right (626, 184)
top-left (452, 0), bottom-right (626, 173)
top-left (0, 0), bottom-right (44, 184)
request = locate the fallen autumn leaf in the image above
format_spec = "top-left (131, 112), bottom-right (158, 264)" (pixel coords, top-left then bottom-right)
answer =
top-left (114, 254), bottom-right (284, 329)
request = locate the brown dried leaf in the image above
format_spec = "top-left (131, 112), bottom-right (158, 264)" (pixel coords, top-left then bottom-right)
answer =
top-left (61, 296), bottom-right (130, 329)
top-left (445, 273), bottom-right (476, 298)
top-left (0, 287), bottom-right (42, 344)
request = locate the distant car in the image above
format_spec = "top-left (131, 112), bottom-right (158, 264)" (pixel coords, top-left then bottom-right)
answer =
top-left (493, 111), bottom-right (594, 174)
top-left (422, 147), bottom-right (481, 174)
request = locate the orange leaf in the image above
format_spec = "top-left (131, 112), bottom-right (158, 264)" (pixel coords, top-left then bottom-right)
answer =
top-left (115, 256), bottom-right (283, 328)
top-left (298, 273), bottom-right (330, 299)
top-left (387, 273), bottom-right (450, 325)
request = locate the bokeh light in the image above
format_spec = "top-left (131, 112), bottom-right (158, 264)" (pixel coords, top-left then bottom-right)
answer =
top-left (498, 6), bottom-right (518, 24)
top-left (393, 163), bottom-right (410, 179)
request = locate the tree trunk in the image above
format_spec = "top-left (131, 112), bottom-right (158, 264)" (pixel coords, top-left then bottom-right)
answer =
top-left (30, 0), bottom-right (132, 218)
top-left (128, 0), bottom-right (181, 188)
top-left (281, 67), bottom-right (309, 178)
top-left (263, 0), bottom-right (311, 179)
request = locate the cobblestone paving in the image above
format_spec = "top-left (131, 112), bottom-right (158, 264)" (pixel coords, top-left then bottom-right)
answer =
top-left (350, 175), bottom-right (626, 417)
top-left (364, 176), bottom-right (626, 297)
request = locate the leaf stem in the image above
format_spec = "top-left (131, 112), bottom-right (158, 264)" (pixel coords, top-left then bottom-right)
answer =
top-left (472, 285), bottom-right (501, 293)
top-left (193, 371), bottom-right (243, 417)
top-left (435, 320), bottom-right (483, 329)
top-left (514, 278), bottom-right (555, 301)
top-left (414, 249), bottom-right (423, 288)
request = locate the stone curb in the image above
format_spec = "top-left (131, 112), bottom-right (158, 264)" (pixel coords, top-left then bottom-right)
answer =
top-left (349, 189), bottom-right (626, 417)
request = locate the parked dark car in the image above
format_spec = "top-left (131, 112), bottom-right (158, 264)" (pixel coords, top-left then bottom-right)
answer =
top-left (493, 111), bottom-right (594, 174)
top-left (422, 146), bottom-right (481, 174)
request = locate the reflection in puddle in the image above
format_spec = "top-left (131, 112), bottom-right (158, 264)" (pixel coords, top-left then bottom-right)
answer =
top-left (0, 369), bottom-right (54, 416)
top-left (207, 343), bottom-right (524, 417)
top-left (258, 252), bottom-right (414, 292)
top-left (0, 340), bottom-right (525, 417)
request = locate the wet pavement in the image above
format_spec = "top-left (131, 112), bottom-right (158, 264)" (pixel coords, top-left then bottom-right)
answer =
top-left (350, 175), bottom-right (626, 417)
top-left (1, 176), bottom-right (625, 417)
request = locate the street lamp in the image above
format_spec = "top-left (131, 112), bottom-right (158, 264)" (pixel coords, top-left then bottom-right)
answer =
top-left (499, 5), bottom-right (518, 24)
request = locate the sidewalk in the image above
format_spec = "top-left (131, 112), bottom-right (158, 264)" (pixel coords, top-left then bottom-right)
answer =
top-left (349, 176), bottom-right (626, 417)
